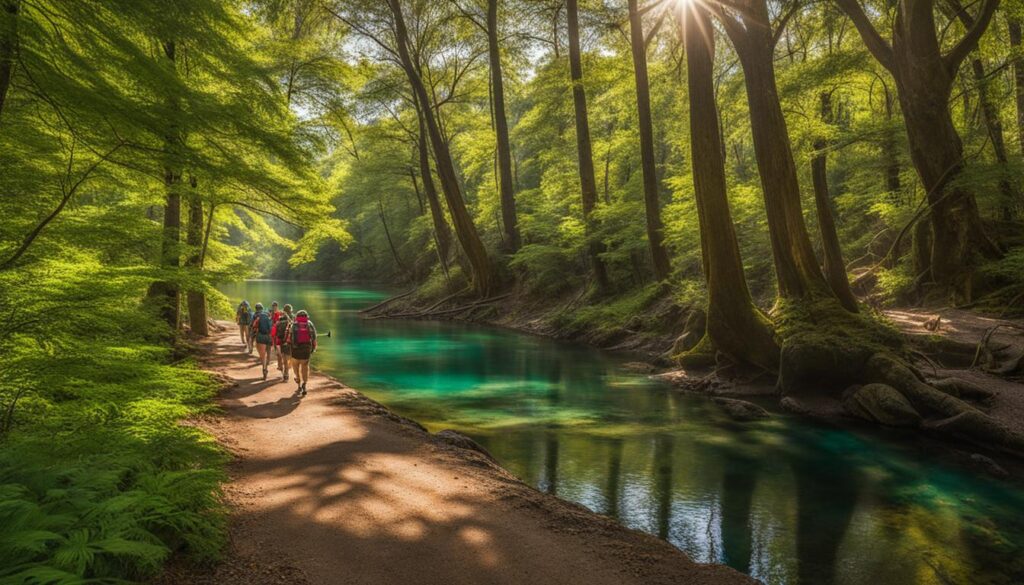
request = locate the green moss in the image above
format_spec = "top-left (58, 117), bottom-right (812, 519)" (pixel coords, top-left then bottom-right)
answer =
top-left (773, 296), bottom-right (903, 355)
top-left (553, 283), bottom-right (666, 336)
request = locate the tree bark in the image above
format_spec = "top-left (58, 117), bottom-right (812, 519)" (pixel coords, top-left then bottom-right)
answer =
top-left (487, 0), bottom-right (520, 252)
top-left (566, 0), bottom-right (609, 290)
top-left (881, 83), bottom-right (902, 198)
top-left (146, 40), bottom-right (182, 330)
top-left (388, 0), bottom-right (493, 295)
top-left (628, 0), bottom-right (671, 281)
top-left (682, 3), bottom-right (779, 371)
top-left (415, 100), bottom-right (453, 270)
top-left (719, 2), bottom-right (832, 300)
top-left (0, 0), bottom-right (18, 125)
top-left (811, 91), bottom-right (858, 312)
top-left (1010, 18), bottom-right (1024, 155)
top-left (186, 182), bottom-right (208, 337)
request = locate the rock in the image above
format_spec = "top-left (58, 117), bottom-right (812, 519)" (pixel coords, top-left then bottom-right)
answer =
top-left (780, 396), bottom-right (812, 416)
top-left (842, 383), bottom-right (922, 427)
top-left (434, 430), bottom-right (498, 463)
top-left (930, 377), bottom-right (997, 403)
top-left (713, 397), bottom-right (770, 421)
top-left (969, 453), bottom-right (1009, 479)
top-left (621, 361), bottom-right (657, 374)
top-left (779, 341), bottom-right (873, 395)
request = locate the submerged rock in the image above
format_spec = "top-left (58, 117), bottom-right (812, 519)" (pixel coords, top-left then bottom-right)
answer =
top-left (622, 361), bottom-right (658, 374)
top-left (969, 453), bottom-right (1010, 479)
top-left (842, 383), bottom-right (922, 427)
top-left (713, 397), bottom-right (770, 421)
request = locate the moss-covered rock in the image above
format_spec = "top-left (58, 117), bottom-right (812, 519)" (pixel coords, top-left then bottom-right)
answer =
top-left (713, 397), bottom-right (770, 421)
top-left (842, 383), bottom-right (922, 427)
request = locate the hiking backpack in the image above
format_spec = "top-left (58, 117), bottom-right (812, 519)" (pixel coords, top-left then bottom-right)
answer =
top-left (292, 320), bottom-right (312, 345)
top-left (275, 317), bottom-right (290, 342)
top-left (255, 312), bottom-right (272, 335)
top-left (238, 305), bottom-right (252, 325)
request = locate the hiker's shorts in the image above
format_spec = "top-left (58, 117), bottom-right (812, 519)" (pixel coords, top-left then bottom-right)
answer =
top-left (255, 333), bottom-right (272, 345)
top-left (292, 343), bottom-right (312, 361)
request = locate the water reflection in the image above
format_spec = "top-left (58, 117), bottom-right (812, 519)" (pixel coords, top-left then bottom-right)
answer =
top-left (221, 281), bottom-right (1024, 585)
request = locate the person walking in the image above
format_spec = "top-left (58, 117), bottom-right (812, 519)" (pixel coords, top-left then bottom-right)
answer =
top-left (273, 311), bottom-right (292, 381)
top-left (287, 310), bottom-right (317, 397)
top-left (250, 303), bottom-right (274, 380)
top-left (269, 301), bottom-right (282, 367)
top-left (235, 300), bottom-right (253, 350)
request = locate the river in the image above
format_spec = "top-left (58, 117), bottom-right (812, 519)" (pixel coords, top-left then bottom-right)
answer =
top-left (221, 280), bottom-right (1024, 585)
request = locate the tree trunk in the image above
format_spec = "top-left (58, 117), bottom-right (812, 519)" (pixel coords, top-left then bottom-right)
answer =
top-left (969, 56), bottom-right (1019, 219)
top-left (0, 0), bottom-right (18, 124)
top-left (388, 0), bottom-right (493, 296)
top-left (566, 0), bottom-right (609, 290)
top-left (811, 91), bottom-right (858, 312)
top-left (881, 83), bottom-right (902, 198)
top-left (146, 40), bottom-right (182, 331)
top-left (682, 3), bottom-right (779, 371)
top-left (415, 103), bottom-right (453, 270)
top-left (722, 6), bottom-right (832, 300)
top-left (186, 183), bottom-right (208, 337)
top-left (1010, 18), bottom-right (1024, 154)
top-left (628, 0), bottom-right (671, 281)
top-left (487, 0), bottom-right (520, 252)
top-left (378, 199), bottom-right (406, 272)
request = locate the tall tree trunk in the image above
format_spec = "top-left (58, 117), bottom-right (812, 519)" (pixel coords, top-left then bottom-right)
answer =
top-left (388, 0), bottom-right (493, 295)
top-left (487, 0), bottom-right (520, 252)
top-left (837, 0), bottom-right (1002, 299)
top-left (1010, 18), bottom-right (1024, 154)
top-left (146, 40), bottom-right (182, 330)
top-left (969, 56), bottom-right (1019, 219)
top-left (811, 91), bottom-right (859, 312)
top-left (186, 180), bottom-right (208, 337)
top-left (415, 102), bottom-right (453, 270)
top-left (566, 0), bottom-right (609, 290)
top-left (0, 0), bottom-right (18, 124)
top-left (881, 83), bottom-right (902, 198)
top-left (683, 3), bottom-right (779, 371)
top-left (378, 199), bottom-right (406, 272)
top-left (720, 4), bottom-right (832, 300)
top-left (628, 0), bottom-right (672, 281)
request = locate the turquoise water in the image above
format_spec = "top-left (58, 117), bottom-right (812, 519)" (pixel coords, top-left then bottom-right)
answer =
top-left (222, 281), bottom-right (1024, 584)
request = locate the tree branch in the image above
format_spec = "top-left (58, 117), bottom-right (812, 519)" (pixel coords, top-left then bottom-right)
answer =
top-left (834, 0), bottom-right (894, 71)
top-left (943, 0), bottom-right (1000, 74)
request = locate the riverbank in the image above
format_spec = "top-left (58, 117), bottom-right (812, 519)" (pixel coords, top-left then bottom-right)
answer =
top-left (161, 321), bottom-right (753, 585)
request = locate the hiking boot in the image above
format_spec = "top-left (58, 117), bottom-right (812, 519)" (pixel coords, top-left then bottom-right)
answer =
top-left (283, 371), bottom-right (289, 382)
top-left (262, 366), bottom-right (268, 380)
top-left (299, 383), bottom-right (307, 397)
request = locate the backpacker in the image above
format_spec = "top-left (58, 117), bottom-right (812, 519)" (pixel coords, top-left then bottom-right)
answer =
top-left (255, 312), bottom-right (272, 335)
top-left (237, 305), bottom-right (252, 325)
top-left (275, 316), bottom-right (290, 343)
top-left (292, 318), bottom-right (312, 345)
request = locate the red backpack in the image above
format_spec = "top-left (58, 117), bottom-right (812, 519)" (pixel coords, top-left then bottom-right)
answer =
top-left (292, 316), bottom-right (312, 345)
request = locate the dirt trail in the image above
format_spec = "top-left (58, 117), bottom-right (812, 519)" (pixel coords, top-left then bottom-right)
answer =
top-left (162, 323), bottom-right (752, 585)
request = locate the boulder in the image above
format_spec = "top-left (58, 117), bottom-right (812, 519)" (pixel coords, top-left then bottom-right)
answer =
top-left (842, 383), bottom-right (922, 427)
top-left (969, 453), bottom-right (1010, 479)
top-left (713, 397), bottom-right (770, 422)
top-left (622, 361), bottom-right (658, 374)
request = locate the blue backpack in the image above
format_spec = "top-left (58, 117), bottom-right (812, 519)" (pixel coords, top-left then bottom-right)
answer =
top-left (255, 312), bottom-right (272, 335)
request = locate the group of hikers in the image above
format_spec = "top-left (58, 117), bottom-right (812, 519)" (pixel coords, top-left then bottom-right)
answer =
top-left (234, 300), bottom-right (317, 397)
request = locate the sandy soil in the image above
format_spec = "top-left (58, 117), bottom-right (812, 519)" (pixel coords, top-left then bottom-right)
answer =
top-left (159, 323), bottom-right (753, 585)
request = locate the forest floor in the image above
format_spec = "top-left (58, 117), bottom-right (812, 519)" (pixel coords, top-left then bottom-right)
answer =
top-left (158, 322), bottom-right (753, 585)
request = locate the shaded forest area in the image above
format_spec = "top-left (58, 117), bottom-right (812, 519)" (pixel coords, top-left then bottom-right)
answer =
top-left (2, 0), bottom-right (1024, 581)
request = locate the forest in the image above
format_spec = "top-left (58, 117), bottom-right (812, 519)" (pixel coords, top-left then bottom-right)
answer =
top-left (2, 0), bottom-right (1024, 582)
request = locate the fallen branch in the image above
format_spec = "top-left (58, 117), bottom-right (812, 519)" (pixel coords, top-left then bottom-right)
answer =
top-left (361, 288), bottom-right (416, 314)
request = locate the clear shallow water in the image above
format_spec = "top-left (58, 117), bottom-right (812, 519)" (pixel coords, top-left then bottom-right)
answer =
top-left (222, 281), bottom-right (1024, 585)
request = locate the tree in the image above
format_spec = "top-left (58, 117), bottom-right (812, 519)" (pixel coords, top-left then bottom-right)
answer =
top-left (713, 0), bottom-right (837, 302)
top-left (835, 0), bottom-right (1003, 297)
top-left (627, 0), bottom-right (671, 281)
top-left (681, 0), bottom-right (779, 371)
top-left (566, 0), bottom-right (610, 290)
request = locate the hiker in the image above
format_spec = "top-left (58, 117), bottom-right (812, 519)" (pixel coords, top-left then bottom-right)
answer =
top-left (235, 300), bottom-right (253, 350)
top-left (250, 303), bottom-right (274, 380)
top-left (287, 310), bottom-right (317, 397)
top-left (268, 301), bottom-right (282, 364)
top-left (273, 311), bottom-right (292, 380)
